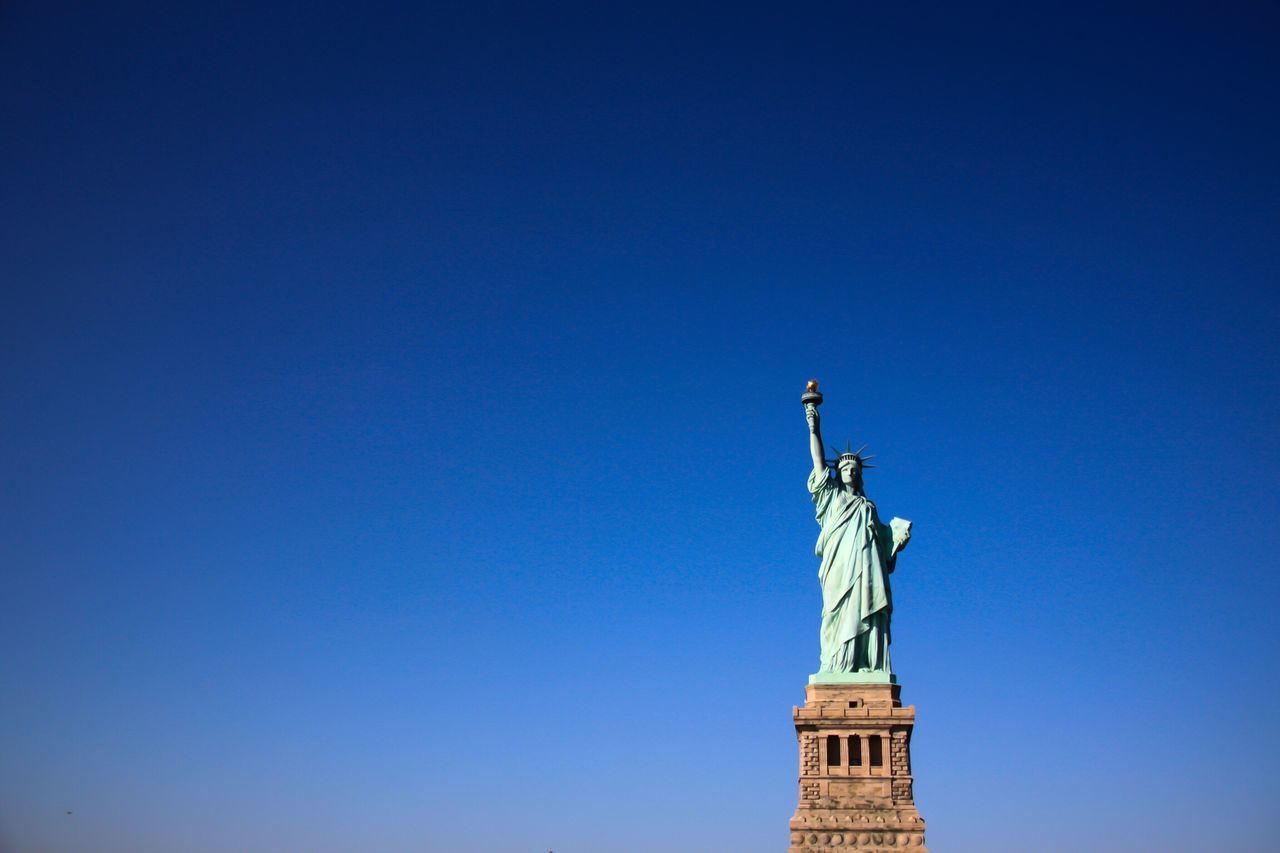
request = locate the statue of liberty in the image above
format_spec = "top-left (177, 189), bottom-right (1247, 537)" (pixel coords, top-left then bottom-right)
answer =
top-left (802, 381), bottom-right (912, 677)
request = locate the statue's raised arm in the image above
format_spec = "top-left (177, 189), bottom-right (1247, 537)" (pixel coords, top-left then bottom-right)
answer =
top-left (802, 379), bottom-right (826, 473)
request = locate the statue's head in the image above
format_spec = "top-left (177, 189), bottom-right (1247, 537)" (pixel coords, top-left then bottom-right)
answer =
top-left (837, 455), bottom-right (862, 487)
top-left (830, 443), bottom-right (875, 492)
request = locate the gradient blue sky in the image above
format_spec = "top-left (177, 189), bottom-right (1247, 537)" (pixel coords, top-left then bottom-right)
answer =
top-left (2, 3), bottom-right (1278, 851)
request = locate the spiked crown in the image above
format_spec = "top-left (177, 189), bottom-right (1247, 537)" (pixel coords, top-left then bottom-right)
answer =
top-left (827, 441), bottom-right (876, 469)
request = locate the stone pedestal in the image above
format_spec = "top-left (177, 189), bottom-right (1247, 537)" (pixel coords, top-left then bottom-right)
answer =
top-left (788, 681), bottom-right (927, 851)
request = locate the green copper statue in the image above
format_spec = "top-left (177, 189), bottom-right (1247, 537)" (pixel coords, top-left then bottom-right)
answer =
top-left (803, 380), bottom-right (912, 679)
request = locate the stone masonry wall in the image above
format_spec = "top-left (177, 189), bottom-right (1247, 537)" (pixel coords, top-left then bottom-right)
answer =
top-left (802, 733), bottom-right (820, 776)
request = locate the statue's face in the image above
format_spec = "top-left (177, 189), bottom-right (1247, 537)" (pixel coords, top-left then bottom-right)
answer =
top-left (838, 461), bottom-right (860, 485)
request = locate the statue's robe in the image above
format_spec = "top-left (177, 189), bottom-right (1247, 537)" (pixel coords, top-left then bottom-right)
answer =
top-left (808, 466), bottom-right (898, 673)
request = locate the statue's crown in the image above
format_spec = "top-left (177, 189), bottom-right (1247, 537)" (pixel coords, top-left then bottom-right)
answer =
top-left (828, 441), bottom-right (876, 469)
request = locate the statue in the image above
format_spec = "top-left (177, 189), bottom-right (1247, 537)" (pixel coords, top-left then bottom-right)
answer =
top-left (802, 380), bottom-right (912, 678)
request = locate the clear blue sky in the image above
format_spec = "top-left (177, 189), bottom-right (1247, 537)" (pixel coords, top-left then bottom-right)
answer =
top-left (2, 3), bottom-right (1277, 851)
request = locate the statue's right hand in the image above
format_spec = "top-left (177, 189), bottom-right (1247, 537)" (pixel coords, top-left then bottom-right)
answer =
top-left (805, 404), bottom-right (820, 431)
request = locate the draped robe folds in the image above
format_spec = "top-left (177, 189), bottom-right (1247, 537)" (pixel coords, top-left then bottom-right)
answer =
top-left (808, 466), bottom-right (898, 673)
